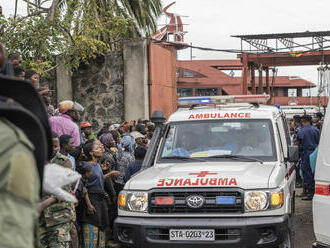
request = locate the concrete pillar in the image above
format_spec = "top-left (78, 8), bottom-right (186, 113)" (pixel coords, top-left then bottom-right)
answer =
top-left (242, 54), bottom-right (248, 94)
top-left (265, 67), bottom-right (270, 94)
top-left (250, 64), bottom-right (256, 94)
top-left (270, 68), bottom-right (276, 100)
top-left (56, 56), bottom-right (72, 103)
top-left (258, 68), bottom-right (263, 94)
top-left (123, 39), bottom-right (149, 121)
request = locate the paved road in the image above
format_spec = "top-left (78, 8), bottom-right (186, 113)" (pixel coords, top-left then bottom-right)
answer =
top-left (294, 189), bottom-right (315, 248)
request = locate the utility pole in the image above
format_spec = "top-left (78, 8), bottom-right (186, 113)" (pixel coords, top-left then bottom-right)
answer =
top-left (190, 43), bottom-right (193, 60)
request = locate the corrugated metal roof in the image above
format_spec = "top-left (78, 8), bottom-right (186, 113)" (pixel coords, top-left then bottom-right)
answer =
top-left (177, 60), bottom-right (315, 88)
top-left (232, 30), bottom-right (330, 39)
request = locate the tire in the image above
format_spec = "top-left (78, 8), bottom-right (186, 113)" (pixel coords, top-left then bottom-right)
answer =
top-left (279, 215), bottom-right (295, 248)
top-left (279, 228), bottom-right (294, 248)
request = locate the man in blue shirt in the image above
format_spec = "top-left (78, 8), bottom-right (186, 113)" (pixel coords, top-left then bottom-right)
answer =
top-left (297, 115), bottom-right (320, 200)
top-left (293, 115), bottom-right (303, 143)
top-left (124, 146), bottom-right (147, 183)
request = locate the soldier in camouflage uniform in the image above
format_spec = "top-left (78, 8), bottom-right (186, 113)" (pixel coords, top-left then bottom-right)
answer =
top-left (0, 117), bottom-right (41, 247)
top-left (0, 45), bottom-right (53, 248)
top-left (39, 152), bottom-right (75, 248)
top-left (51, 152), bottom-right (74, 169)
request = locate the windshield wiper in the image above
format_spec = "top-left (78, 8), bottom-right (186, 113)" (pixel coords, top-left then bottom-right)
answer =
top-left (207, 154), bottom-right (264, 164)
top-left (162, 155), bottom-right (206, 162)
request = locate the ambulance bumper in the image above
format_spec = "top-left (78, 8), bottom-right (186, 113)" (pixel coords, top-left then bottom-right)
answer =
top-left (115, 215), bottom-right (289, 248)
top-left (313, 242), bottom-right (330, 248)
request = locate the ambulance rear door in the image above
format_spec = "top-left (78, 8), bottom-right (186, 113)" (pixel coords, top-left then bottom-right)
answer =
top-left (313, 102), bottom-right (330, 246)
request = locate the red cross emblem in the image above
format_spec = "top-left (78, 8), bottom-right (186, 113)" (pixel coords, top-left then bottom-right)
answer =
top-left (189, 171), bottom-right (218, 177)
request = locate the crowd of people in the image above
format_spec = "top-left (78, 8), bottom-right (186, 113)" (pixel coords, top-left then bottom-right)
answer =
top-left (0, 47), bottom-right (56, 116)
top-left (46, 101), bottom-right (153, 248)
top-left (0, 47), bottom-right (153, 248)
top-left (0, 42), bottom-right (327, 247)
top-left (290, 112), bottom-right (323, 201)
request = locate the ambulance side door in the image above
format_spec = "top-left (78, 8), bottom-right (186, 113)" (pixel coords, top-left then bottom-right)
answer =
top-left (313, 103), bottom-right (330, 246)
top-left (276, 116), bottom-right (295, 214)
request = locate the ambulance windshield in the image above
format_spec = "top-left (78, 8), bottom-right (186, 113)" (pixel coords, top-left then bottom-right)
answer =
top-left (160, 119), bottom-right (277, 162)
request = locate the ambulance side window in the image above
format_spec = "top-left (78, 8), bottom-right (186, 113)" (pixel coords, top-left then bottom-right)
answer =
top-left (276, 123), bottom-right (285, 161)
top-left (161, 126), bottom-right (176, 157)
top-left (276, 118), bottom-right (288, 158)
top-left (281, 116), bottom-right (292, 146)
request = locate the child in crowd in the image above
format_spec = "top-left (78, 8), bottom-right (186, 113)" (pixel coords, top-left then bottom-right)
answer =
top-left (100, 153), bottom-right (120, 247)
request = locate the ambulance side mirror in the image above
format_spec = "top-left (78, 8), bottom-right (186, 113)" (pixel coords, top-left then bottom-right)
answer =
top-left (288, 146), bottom-right (299, 162)
top-left (142, 110), bottom-right (166, 169)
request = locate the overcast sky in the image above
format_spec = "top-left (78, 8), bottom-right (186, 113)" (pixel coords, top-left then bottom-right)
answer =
top-left (159, 0), bottom-right (330, 94)
top-left (2, 0), bottom-right (330, 93)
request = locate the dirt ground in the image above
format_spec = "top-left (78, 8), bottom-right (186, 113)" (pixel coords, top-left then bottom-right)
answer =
top-left (294, 188), bottom-right (315, 248)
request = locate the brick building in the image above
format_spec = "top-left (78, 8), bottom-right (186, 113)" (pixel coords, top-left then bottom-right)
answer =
top-left (176, 60), bottom-right (327, 106)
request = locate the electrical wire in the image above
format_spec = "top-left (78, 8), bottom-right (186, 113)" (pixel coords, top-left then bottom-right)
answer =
top-left (150, 37), bottom-right (330, 55)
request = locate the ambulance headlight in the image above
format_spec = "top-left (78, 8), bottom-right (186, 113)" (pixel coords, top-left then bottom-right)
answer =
top-left (244, 191), bottom-right (269, 212)
top-left (118, 191), bottom-right (148, 212)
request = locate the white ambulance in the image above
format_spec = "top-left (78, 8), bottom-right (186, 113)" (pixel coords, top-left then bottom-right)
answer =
top-left (313, 100), bottom-right (330, 248)
top-left (280, 105), bottom-right (321, 120)
top-left (115, 95), bottom-right (298, 248)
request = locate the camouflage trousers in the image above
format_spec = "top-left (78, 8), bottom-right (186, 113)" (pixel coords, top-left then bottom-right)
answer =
top-left (39, 222), bottom-right (72, 248)
top-left (39, 240), bottom-right (70, 248)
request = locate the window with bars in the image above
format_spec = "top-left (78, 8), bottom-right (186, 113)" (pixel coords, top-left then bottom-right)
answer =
top-left (196, 88), bottom-right (219, 96)
top-left (177, 88), bottom-right (193, 97)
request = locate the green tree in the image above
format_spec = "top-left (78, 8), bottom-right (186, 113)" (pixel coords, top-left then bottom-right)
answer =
top-left (39, 0), bottom-right (162, 35)
top-left (0, 0), bottom-right (163, 74)
top-left (113, 0), bottom-right (163, 35)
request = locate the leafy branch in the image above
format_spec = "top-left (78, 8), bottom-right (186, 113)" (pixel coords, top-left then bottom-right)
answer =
top-left (1, 0), bottom-right (162, 75)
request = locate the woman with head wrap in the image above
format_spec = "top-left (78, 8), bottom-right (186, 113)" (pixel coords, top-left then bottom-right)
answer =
top-left (99, 132), bottom-right (115, 152)
top-left (118, 134), bottom-right (135, 159)
top-left (110, 130), bottom-right (121, 146)
top-left (99, 132), bottom-right (119, 171)
top-left (116, 135), bottom-right (135, 186)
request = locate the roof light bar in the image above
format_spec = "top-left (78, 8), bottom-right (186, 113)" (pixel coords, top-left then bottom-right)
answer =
top-left (178, 95), bottom-right (270, 105)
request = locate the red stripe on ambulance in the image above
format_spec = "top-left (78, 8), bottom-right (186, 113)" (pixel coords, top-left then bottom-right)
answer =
top-left (285, 165), bottom-right (295, 180)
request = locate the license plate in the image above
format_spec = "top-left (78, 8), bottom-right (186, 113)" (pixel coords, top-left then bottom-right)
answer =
top-left (169, 229), bottom-right (215, 241)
